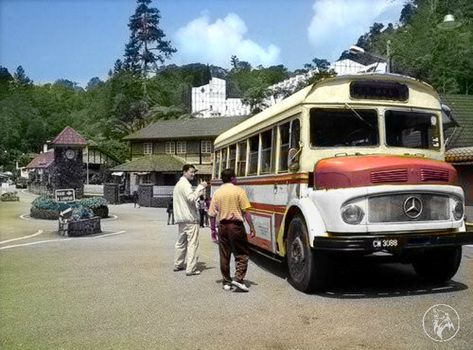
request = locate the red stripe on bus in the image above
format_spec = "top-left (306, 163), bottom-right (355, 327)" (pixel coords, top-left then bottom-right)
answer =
top-left (249, 203), bottom-right (286, 214)
top-left (248, 235), bottom-right (272, 251)
top-left (210, 173), bottom-right (309, 186)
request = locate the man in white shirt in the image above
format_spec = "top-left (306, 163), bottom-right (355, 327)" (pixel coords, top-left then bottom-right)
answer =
top-left (173, 164), bottom-right (207, 276)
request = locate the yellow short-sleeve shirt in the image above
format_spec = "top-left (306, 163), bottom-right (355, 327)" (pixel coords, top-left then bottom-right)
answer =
top-left (208, 183), bottom-right (251, 222)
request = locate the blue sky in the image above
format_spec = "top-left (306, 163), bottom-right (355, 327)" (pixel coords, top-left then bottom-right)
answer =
top-left (0, 0), bottom-right (405, 87)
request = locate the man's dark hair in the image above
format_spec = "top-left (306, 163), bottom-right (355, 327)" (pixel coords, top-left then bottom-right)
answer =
top-left (182, 164), bottom-right (195, 172)
top-left (221, 168), bottom-right (236, 183)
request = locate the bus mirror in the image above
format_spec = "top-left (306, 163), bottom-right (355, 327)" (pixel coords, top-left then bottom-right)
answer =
top-left (288, 148), bottom-right (300, 171)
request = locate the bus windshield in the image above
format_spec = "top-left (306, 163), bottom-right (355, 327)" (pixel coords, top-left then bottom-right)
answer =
top-left (385, 110), bottom-right (440, 150)
top-left (310, 108), bottom-right (379, 147)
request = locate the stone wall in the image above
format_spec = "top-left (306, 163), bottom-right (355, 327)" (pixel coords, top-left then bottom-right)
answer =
top-left (104, 183), bottom-right (119, 204)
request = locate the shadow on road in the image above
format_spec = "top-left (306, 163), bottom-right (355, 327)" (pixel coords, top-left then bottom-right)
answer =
top-left (321, 258), bottom-right (468, 299)
top-left (249, 250), bottom-right (468, 298)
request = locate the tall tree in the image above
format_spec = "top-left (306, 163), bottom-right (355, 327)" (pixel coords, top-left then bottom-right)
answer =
top-left (13, 65), bottom-right (32, 86)
top-left (124, 0), bottom-right (176, 75)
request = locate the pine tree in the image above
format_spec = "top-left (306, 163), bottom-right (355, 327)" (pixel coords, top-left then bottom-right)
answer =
top-left (124, 0), bottom-right (176, 75)
top-left (13, 65), bottom-right (32, 86)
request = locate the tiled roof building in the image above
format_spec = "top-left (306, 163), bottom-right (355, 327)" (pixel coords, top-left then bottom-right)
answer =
top-left (443, 94), bottom-right (473, 163)
top-left (51, 126), bottom-right (87, 146)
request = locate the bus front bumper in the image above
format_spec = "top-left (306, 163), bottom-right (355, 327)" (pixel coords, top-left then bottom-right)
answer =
top-left (313, 229), bottom-right (473, 253)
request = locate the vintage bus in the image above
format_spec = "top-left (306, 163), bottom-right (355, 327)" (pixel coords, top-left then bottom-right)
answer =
top-left (211, 73), bottom-right (473, 293)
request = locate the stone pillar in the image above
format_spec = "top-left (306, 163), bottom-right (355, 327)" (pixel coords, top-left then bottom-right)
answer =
top-left (138, 184), bottom-right (153, 207)
top-left (104, 183), bottom-right (119, 204)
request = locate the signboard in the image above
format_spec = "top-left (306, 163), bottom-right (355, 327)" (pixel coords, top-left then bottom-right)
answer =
top-left (55, 189), bottom-right (76, 202)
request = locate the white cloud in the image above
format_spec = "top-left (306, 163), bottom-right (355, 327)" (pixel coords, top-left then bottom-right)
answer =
top-left (174, 13), bottom-right (280, 68)
top-left (307, 0), bottom-right (404, 60)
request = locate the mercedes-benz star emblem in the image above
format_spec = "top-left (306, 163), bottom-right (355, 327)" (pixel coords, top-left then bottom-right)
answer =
top-left (403, 196), bottom-right (423, 219)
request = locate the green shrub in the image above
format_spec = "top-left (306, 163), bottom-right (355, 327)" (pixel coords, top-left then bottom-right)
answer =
top-left (32, 195), bottom-right (59, 211)
top-left (70, 205), bottom-right (94, 221)
top-left (79, 197), bottom-right (108, 209)
top-left (30, 207), bottom-right (59, 220)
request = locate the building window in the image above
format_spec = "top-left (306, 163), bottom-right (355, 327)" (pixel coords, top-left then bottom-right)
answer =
top-left (201, 140), bottom-right (212, 153)
top-left (144, 143), bottom-right (153, 155)
top-left (176, 141), bottom-right (186, 154)
top-left (165, 141), bottom-right (175, 154)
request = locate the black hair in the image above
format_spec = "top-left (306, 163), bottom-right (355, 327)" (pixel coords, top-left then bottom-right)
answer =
top-left (221, 168), bottom-right (236, 183)
top-left (182, 164), bottom-right (195, 172)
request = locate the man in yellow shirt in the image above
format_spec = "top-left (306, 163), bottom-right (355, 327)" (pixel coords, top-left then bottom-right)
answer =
top-left (208, 168), bottom-right (255, 292)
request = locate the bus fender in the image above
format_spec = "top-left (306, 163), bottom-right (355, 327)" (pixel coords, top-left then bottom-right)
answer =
top-left (278, 197), bottom-right (327, 253)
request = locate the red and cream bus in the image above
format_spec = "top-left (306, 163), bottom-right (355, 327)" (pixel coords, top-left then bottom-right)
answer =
top-left (211, 73), bottom-right (473, 293)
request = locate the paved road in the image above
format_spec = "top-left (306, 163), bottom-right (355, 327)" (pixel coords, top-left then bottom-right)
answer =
top-left (1, 192), bottom-right (472, 349)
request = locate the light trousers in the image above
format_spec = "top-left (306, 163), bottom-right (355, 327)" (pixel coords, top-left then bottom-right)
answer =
top-left (174, 223), bottom-right (200, 273)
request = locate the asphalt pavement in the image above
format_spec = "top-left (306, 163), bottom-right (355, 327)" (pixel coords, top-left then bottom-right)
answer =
top-left (0, 192), bottom-right (472, 349)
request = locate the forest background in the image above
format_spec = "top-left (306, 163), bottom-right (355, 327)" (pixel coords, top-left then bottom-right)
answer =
top-left (0, 0), bottom-right (472, 171)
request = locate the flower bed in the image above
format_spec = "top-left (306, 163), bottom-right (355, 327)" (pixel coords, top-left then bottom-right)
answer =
top-left (1, 192), bottom-right (19, 202)
top-left (30, 195), bottom-right (109, 219)
top-left (31, 207), bottom-right (59, 220)
top-left (78, 197), bottom-right (109, 218)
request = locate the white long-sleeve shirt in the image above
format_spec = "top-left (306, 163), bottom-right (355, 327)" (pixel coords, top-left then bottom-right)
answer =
top-left (173, 176), bottom-right (205, 224)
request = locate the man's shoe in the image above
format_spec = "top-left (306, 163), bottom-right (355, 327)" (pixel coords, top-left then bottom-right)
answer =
top-left (173, 266), bottom-right (185, 272)
top-left (223, 284), bottom-right (232, 291)
top-left (231, 280), bottom-right (249, 292)
top-left (186, 270), bottom-right (201, 276)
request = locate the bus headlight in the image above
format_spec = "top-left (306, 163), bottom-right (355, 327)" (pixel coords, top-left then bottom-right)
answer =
top-left (452, 200), bottom-right (464, 220)
top-left (341, 204), bottom-right (365, 224)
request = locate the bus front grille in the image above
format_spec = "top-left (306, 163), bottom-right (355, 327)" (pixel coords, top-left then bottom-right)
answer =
top-left (368, 193), bottom-right (450, 223)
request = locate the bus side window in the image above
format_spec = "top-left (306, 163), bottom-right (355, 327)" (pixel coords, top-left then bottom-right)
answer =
top-left (290, 119), bottom-right (300, 149)
top-left (260, 129), bottom-right (273, 174)
top-left (229, 144), bottom-right (236, 170)
top-left (236, 141), bottom-right (247, 176)
top-left (288, 119), bottom-right (301, 170)
top-left (248, 135), bottom-right (259, 175)
top-left (279, 122), bottom-right (290, 172)
top-left (222, 147), bottom-right (228, 170)
top-left (214, 150), bottom-right (221, 179)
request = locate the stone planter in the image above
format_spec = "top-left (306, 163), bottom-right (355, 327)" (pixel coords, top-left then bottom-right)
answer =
top-left (59, 216), bottom-right (101, 237)
top-left (91, 206), bottom-right (109, 218)
top-left (31, 207), bottom-right (59, 220)
top-left (1, 193), bottom-right (20, 201)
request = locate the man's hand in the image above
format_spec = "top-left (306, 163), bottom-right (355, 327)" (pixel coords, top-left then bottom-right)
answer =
top-left (200, 180), bottom-right (208, 188)
top-left (249, 227), bottom-right (256, 238)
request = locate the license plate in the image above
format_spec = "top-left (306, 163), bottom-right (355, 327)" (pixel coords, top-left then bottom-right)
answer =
top-left (372, 238), bottom-right (398, 249)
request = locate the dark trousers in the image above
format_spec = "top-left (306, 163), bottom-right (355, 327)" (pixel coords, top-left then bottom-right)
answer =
top-left (218, 221), bottom-right (249, 285)
top-left (199, 210), bottom-right (206, 227)
top-left (167, 212), bottom-right (174, 225)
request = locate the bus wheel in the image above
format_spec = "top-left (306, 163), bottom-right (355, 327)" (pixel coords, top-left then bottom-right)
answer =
top-left (286, 215), bottom-right (328, 293)
top-left (412, 246), bottom-right (462, 283)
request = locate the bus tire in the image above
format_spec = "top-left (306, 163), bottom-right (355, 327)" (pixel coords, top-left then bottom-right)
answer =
top-left (286, 215), bottom-right (329, 293)
top-left (412, 246), bottom-right (462, 283)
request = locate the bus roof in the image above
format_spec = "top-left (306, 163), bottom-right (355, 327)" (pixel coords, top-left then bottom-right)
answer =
top-left (214, 73), bottom-right (440, 149)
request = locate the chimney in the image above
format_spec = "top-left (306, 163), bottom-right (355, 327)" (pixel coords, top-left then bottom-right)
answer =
top-left (42, 141), bottom-right (51, 153)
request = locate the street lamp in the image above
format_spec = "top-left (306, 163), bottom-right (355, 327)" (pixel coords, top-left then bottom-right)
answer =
top-left (437, 14), bottom-right (461, 30)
